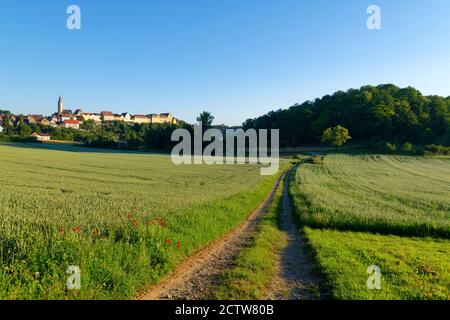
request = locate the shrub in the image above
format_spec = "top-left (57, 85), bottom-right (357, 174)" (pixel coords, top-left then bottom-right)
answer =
top-left (423, 144), bottom-right (450, 155)
top-left (385, 142), bottom-right (397, 152)
top-left (304, 155), bottom-right (323, 165)
top-left (312, 155), bottom-right (323, 165)
top-left (401, 142), bottom-right (414, 153)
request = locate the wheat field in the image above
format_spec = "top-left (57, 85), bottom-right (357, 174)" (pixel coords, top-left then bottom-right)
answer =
top-left (0, 143), bottom-right (280, 299)
top-left (290, 154), bottom-right (450, 237)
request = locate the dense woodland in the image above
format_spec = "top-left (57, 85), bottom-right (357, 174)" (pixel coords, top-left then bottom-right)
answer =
top-left (243, 84), bottom-right (450, 148)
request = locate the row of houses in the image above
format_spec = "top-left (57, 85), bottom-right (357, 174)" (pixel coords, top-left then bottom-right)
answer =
top-left (0, 97), bottom-right (179, 140)
top-left (80, 111), bottom-right (177, 125)
top-left (0, 111), bottom-right (178, 131)
top-left (0, 113), bottom-right (84, 130)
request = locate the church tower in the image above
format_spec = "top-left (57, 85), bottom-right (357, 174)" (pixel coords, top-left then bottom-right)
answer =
top-left (58, 96), bottom-right (63, 114)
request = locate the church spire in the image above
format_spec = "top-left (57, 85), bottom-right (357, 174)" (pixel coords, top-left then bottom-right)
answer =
top-left (58, 96), bottom-right (63, 114)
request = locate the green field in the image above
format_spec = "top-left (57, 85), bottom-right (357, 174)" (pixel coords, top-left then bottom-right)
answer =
top-left (305, 228), bottom-right (450, 300)
top-left (290, 154), bottom-right (450, 237)
top-left (0, 143), bottom-right (282, 299)
top-left (290, 153), bottom-right (450, 300)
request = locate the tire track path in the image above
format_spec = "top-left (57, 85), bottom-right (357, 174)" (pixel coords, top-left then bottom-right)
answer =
top-left (139, 172), bottom-right (286, 300)
top-left (267, 167), bottom-right (327, 300)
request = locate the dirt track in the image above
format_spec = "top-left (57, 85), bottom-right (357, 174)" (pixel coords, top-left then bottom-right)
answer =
top-left (266, 168), bottom-right (326, 299)
top-left (139, 172), bottom-right (286, 300)
top-left (139, 167), bottom-right (325, 300)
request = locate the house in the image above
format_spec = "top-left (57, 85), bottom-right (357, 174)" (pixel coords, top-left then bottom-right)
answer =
top-left (150, 113), bottom-right (175, 124)
top-left (26, 115), bottom-right (37, 125)
top-left (114, 114), bottom-right (125, 122)
top-left (60, 112), bottom-right (73, 122)
top-left (62, 120), bottom-right (80, 129)
top-left (51, 114), bottom-right (60, 122)
top-left (148, 114), bottom-right (158, 123)
top-left (132, 115), bottom-right (151, 124)
top-left (160, 113), bottom-right (174, 124)
top-left (100, 111), bottom-right (115, 122)
top-left (82, 113), bottom-right (102, 123)
top-left (31, 115), bottom-right (44, 122)
top-left (122, 113), bottom-right (132, 122)
top-left (74, 109), bottom-right (83, 116)
top-left (31, 132), bottom-right (51, 141)
top-left (40, 118), bottom-right (50, 126)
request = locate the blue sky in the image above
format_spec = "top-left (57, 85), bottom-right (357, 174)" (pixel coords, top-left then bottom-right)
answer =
top-left (1, 0), bottom-right (449, 125)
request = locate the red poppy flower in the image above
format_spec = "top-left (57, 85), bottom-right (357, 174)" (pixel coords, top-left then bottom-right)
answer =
top-left (127, 214), bottom-right (131, 220)
top-left (166, 239), bottom-right (171, 245)
top-left (132, 219), bottom-right (138, 227)
top-left (72, 227), bottom-right (81, 233)
top-left (177, 241), bottom-right (181, 249)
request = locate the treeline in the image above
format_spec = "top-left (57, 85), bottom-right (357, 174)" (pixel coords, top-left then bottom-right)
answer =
top-left (243, 84), bottom-right (450, 147)
top-left (0, 119), bottom-right (192, 151)
top-left (79, 121), bottom-right (192, 151)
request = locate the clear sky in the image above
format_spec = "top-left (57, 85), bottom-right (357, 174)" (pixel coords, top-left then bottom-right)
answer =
top-left (1, 0), bottom-right (449, 125)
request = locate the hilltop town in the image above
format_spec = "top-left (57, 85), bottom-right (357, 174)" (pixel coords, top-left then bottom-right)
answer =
top-left (0, 96), bottom-right (178, 136)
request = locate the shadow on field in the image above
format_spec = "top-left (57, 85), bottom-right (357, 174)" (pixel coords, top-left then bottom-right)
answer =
top-left (1, 142), bottom-right (171, 156)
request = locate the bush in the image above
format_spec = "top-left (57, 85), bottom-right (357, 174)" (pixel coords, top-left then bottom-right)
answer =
top-left (401, 142), bottom-right (414, 153)
top-left (0, 134), bottom-right (37, 143)
top-left (304, 155), bottom-right (323, 165)
top-left (422, 144), bottom-right (450, 155)
top-left (312, 155), bottom-right (323, 164)
top-left (385, 142), bottom-right (397, 152)
top-left (0, 134), bottom-right (11, 142)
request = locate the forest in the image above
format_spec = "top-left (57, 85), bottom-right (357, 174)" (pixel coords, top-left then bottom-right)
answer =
top-left (243, 84), bottom-right (450, 148)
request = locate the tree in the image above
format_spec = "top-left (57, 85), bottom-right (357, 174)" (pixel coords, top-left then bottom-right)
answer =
top-left (17, 120), bottom-right (32, 138)
top-left (2, 118), bottom-right (12, 135)
top-left (321, 125), bottom-right (352, 149)
top-left (81, 120), bottom-right (97, 131)
top-left (401, 142), bottom-right (414, 153)
top-left (196, 111), bottom-right (214, 130)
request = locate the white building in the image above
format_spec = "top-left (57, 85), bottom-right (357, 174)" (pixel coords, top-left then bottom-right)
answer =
top-left (31, 132), bottom-right (51, 141)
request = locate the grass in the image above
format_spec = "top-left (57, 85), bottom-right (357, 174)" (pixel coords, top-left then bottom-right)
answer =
top-left (289, 153), bottom-right (450, 300)
top-left (0, 143), bottom-right (285, 299)
top-left (214, 174), bottom-right (287, 300)
top-left (290, 154), bottom-right (450, 238)
top-left (304, 228), bottom-right (450, 300)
